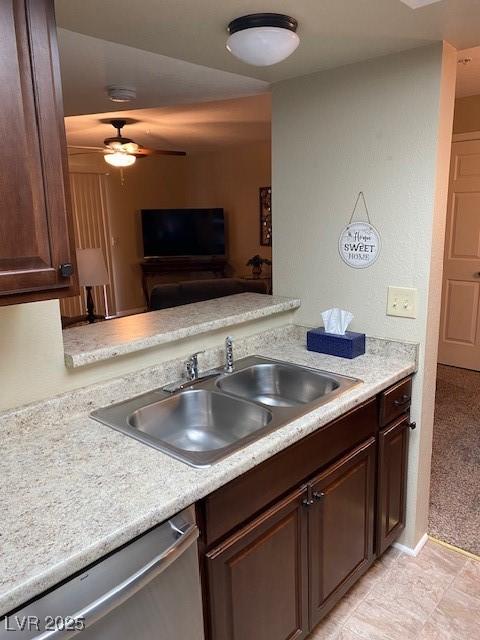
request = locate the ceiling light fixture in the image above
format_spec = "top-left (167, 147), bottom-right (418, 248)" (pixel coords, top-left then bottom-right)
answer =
top-left (226, 13), bottom-right (299, 66)
top-left (104, 151), bottom-right (136, 167)
top-left (399, 0), bottom-right (443, 8)
top-left (107, 85), bottom-right (137, 103)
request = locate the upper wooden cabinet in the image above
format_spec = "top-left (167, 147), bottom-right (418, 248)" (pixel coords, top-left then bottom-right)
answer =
top-left (0, 0), bottom-right (76, 305)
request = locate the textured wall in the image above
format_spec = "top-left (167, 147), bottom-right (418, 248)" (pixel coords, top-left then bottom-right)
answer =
top-left (184, 142), bottom-right (272, 277)
top-left (272, 43), bottom-right (456, 549)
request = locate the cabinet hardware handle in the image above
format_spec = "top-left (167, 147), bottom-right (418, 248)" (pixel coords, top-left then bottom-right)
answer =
top-left (59, 263), bottom-right (74, 277)
top-left (394, 394), bottom-right (411, 407)
top-left (302, 485), bottom-right (316, 507)
top-left (313, 491), bottom-right (325, 501)
top-left (409, 422), bottom-right (416, 430)
top-left (302, 497), bottom-right (314, 507)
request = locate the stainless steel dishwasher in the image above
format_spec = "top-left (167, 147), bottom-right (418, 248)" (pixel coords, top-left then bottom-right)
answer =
top-left (1, 507), bottom-right (204, 640)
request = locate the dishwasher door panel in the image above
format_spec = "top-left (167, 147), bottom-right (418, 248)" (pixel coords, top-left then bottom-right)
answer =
top-left (80, 543), bottom-right (204, 640)
top-left (0, 507), bottom-right (204, 640)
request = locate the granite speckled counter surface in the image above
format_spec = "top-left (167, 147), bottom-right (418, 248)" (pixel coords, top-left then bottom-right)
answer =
top-left (0, 325), bottom-right (417, 617)
top-left (63, 293), bottom-right (300, 368)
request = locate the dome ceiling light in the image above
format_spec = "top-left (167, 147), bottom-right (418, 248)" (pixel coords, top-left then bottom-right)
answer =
top-left (226, 13), bottom-right (299, 67)
top-left (104, 151), bottom-right (136, 167)
top-left (107, 85), bottom-right (137, 103)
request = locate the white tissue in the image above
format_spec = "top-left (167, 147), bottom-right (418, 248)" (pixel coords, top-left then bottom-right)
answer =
top-left (321, 308), bottom-right (353, 336)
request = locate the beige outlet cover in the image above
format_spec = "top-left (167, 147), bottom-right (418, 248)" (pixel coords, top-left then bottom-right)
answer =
top-left (387, 286), bottom-right (417, 318)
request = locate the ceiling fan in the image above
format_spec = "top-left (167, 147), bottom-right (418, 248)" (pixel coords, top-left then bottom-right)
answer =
top-left (68, 119), bottom-right (186, 167)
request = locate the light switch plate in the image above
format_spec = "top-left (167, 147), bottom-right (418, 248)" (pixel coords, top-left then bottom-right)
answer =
top-left (387, 286), bottom-right (417, 319)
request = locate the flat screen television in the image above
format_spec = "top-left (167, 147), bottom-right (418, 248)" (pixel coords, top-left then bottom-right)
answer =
top-left (141, 208), bottom-right (225, 258)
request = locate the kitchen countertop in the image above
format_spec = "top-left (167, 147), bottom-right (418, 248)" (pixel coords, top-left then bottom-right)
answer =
top-left (62, 293), bottom-right (300, 368)
top-left (0, 331), bottom-right (417, 617)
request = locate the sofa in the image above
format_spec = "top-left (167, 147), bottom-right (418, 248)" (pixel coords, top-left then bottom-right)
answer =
top-left (149, 277), bottom-right (268, 310)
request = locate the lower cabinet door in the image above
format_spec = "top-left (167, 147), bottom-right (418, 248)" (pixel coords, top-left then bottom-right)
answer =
top-left (308, 438), bottom-right (376, 628)
top-left (205, 486), bottom-right (309, 640)
top-left (376, 415), bottom-right (410, 555)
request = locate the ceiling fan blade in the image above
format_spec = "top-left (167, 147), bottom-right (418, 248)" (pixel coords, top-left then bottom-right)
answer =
top-left (68, 145), bottom-right (105, 151)
top-left (133, 147), bottom-right (187, 158)
top-left (68, 150), bottom-right (101, 156)
top-left (154, 149), bottom-right (187, 157)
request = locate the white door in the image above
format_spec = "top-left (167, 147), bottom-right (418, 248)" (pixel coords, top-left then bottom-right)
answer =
top-left (438, 138), bottom-right (480, 370)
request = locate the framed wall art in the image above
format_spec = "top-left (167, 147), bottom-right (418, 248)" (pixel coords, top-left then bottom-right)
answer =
top-left (259, 186), bottom-right (272, 246)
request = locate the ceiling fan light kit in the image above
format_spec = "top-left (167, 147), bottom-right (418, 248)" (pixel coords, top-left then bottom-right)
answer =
top-left (226, 13), bottom-right (299, 66)
top-left (68, 119), bottom-right (186, 167)
top-left (104, 151), bottom-right (136, 167)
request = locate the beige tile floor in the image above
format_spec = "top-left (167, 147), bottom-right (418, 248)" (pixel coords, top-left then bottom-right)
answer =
top-left (310, 539), bottom-right (480, 640)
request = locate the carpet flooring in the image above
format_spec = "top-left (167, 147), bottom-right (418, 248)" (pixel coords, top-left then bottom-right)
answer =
top-left (428, 364), bottom-right (480, 556)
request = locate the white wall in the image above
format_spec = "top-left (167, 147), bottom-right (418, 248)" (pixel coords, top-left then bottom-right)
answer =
top-left (184, 142), bottom-right (272, 276)
top-left (272, 43), bottom-right (456, 548)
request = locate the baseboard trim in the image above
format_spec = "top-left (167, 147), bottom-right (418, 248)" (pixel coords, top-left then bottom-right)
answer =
top-left (393, 532), bottom-right (428, 557)
top-left (114, 307), bottom-right (147, 318)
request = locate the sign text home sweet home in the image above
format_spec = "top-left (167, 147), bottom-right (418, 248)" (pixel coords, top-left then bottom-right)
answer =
top-left (338, 192), bottom-right (381, 269)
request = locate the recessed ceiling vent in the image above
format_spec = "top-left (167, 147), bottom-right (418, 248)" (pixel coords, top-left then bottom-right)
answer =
top-left (107, 85), bottom-right (137, 103)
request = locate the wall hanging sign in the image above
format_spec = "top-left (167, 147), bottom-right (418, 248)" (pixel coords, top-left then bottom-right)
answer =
top-left (338, 191), bottom-right (381, 269)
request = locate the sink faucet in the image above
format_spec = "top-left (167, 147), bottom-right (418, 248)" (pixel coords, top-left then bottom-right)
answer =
top-left (224, 335), bottom-right (234, 373)
top-left (163, 337), bottom-right (235, 393)
top-left (185, 352), bottom-right (202, 380)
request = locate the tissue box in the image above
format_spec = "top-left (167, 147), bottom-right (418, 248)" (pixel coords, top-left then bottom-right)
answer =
top-left (307, 327), bottom-right (365, 359)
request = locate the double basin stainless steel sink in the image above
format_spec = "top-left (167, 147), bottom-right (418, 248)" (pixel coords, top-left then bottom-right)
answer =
top-left (91, 356), bottom-right (361, 468)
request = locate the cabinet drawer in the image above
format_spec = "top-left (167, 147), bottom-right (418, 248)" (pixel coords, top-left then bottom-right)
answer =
top-left (198, 399), bottom-right (377, 548)
top-left (379, 377), bottom-right (412, 427)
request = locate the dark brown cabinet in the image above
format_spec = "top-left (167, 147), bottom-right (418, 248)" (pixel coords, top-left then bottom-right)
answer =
top-left (198, 379), bottom-right (412, 640)
top-left (308, 438), bottom-right (375, 627)
top-left (205, 486), bottom-right (309, 640)
top-left (376, 415), bottom-right (410, 555)
top-left (0, 0), bottom-right (76, 304)
top-left (201, 439), bottom-right (377, 640)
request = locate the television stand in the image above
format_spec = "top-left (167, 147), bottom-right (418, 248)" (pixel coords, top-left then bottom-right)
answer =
top-left (140, 256), bottom-right (228, 305)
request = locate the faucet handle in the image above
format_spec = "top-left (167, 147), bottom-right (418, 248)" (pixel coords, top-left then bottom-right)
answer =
top-left (189, 351), bottom-right (204, 366)
top-left (225, 335), bottom-right (234, 373)
top-left (185, 359), bottom-right (194, 381)
top-left (185, 351), bottom-right (203, 381)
